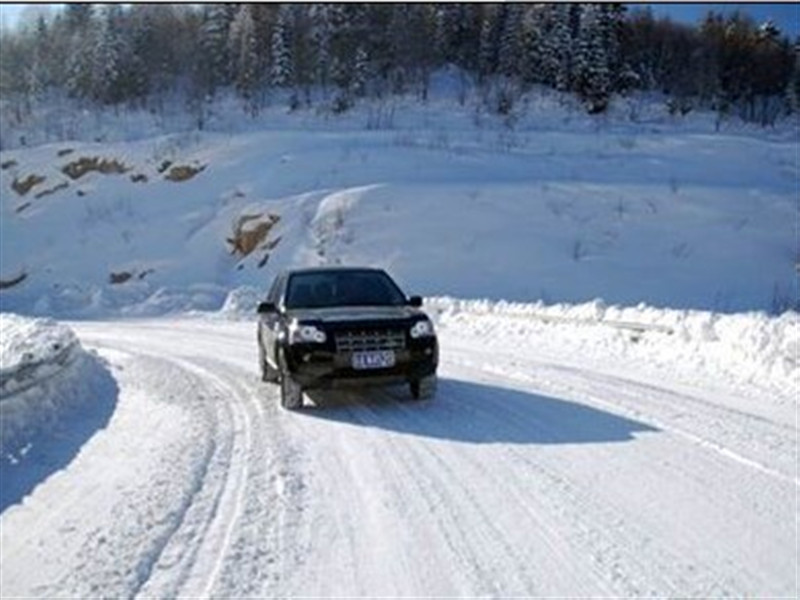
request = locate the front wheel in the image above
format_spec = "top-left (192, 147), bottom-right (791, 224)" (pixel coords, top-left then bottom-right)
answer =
top-left (258, 340), bottom-right (279, 383)
top-left (278, 349), bottom-right (303, 410)
top-left (409, 374), bottom-right (437, 400)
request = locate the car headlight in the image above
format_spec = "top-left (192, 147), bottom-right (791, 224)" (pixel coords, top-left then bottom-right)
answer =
top-left (289, 322), bottom-right (327, 344)
top-left (410, 319), bottom-right (435, 339)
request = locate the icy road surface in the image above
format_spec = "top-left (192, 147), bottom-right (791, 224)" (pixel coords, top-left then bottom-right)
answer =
top-left (1, 318), bottom-right (796, 597)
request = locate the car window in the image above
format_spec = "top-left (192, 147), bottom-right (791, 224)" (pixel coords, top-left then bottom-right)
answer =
top-left (285, 271), bottom-right (406, 309)
top-left (266, 274), bottom-right (283, 305)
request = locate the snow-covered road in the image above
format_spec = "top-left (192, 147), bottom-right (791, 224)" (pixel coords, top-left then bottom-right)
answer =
top-left (1, 317), bottom-right (796, 597)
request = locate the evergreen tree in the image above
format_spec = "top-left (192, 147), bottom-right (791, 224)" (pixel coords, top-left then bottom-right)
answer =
top-left (519, 6), bottom-right (545, 85)
top-left (270, 5), bottom-right (294, 87)
top-left (478, 5), bottom-right (499, 78)
top-left (541, 4), bottom-right (572, 91)
top-left (786, 40), bottom-right (800, 115)
top-left (94, 5), bottom-right (126, 104)
top-left (64, 3), bottom-right (93, 35)
top-left (572, 4), bottom-right (611, 112)
top-left (434, 4), bottom-right (462, 66)
top-left (65, 7), bottom-right (100, 101)
top-left (229, 4), bottom-right (262, 112)
top-left (0, 1), bottom-right (795, 129)
top-left (497, 4), bottom-right (523, 78)
top-left (198, 3), bottom-right (233, 97)
top-left (352, 45), bottom-right (369, 97)
top-left (309, 4), bottom-right (332, 91)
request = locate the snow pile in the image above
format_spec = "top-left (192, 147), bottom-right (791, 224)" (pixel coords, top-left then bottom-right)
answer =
top-left (0, 313), bottom-right (79, 387)
top-left (427, 297), bottom-right (798, 395)
top-left (0, 313), bottom-right (112, 457)
top-left (219, 286), bottom-right (264, 319)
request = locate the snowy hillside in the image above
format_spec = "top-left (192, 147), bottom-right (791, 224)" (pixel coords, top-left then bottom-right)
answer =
top-left (1, 91), bottom-right (797, 316)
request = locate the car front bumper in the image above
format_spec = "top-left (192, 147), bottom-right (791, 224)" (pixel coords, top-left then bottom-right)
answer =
top-left (284, 340), bottom-right (438, 389)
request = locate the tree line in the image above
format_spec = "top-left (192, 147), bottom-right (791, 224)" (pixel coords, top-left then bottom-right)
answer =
top-left (1, 3), bottom-right (797, 126)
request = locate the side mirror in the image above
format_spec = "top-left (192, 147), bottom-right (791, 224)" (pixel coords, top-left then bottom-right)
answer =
top-left (408, 295), bottom-right (423, 308)
top-left (257, 301), bottom-right (277, 314)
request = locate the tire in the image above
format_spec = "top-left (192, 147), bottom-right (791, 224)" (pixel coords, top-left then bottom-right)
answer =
top-left (258, 339), bottom-right (279, 383)
top-left (278, 348), bottom-right (303, 410)
top-left (409, 374), bottom-right (437, 400)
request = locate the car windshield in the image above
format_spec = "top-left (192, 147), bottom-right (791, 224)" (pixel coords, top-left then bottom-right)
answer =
top-left (285, 270), bottom-right (407, 309)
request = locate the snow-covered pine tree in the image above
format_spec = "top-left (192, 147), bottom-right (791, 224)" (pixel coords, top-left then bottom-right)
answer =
top-left (597, 3), bottom-right (627, 91)
top-left (24, 16), bottom-right (48, 109)
top-left (540, 3), bottom-right (572, 91)
top-left (786, 40), bottom-right (800, 115)
top-left (352, 45), bottom-right (370, 97)
top-left (270, 5), bottom-right (294, 88)
top-left (329, 3), bottom-right (367, 109)
top-left (497, 3), bottom-right (523, 78)
top-left (519, 5), bottom-right (545, 86)
top-left (310, 4), bottom-right (332, 92)
top-left (93, 5), bottom-right (126, 104)
top-left (572, 4), bottom-right (611, 113)
top-left (229, 5), bottom-right (261, 114)
top-left (64, 5), bottom-right (97, 101)
top-left (434, 4), bottom-right (462, 66)
top-left (199, 3), bottom-right (233, 97)
top-left (478, 5), bottom-right (499, 79)
top-left (64, 3), bottom-right (93, 35)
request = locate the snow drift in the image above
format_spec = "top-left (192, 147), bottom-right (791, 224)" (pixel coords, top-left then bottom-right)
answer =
top-left (426, 296), bottom-right (798, 399)
top-left (0, 313), bottom-right (115, 460)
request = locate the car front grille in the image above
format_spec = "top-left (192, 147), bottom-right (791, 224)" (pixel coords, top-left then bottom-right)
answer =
top-left (335, 328), bottom-right (406, 353)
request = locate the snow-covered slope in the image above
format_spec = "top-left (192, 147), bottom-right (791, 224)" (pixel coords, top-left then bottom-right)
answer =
top-left (1, 92), bottom-right (796, 316)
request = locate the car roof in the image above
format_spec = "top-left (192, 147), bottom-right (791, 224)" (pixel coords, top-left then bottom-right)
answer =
top-left (282, 265), bottom-right (386, 278)
top-left (282, 266), bottom-right (387, 276)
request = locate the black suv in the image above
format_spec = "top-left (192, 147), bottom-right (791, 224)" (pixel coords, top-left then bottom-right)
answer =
top-left (257, 267), bottom-right (438, 409)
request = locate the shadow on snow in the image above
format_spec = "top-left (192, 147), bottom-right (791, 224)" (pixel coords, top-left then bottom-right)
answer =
top-left (300, 377), bottom-right (657, 445)
top-left (0, 360), bottom-right (118, 513)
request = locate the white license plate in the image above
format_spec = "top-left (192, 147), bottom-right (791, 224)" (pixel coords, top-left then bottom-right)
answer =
top-left (352, 350), bottom-right (396, 370)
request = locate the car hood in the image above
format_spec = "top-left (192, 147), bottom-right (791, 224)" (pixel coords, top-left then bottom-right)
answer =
top-left (286, 305), bottom-right (423, 323)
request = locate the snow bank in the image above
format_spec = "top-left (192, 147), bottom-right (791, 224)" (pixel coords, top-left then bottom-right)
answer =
top-left (0, 313), bottom-right (113, 458)
top-left (0, 313), bottom-right (80, 395)
top-left (426, 297), bottom-right (798, 395)
top-left (218, 286), bottom-right (264, 319)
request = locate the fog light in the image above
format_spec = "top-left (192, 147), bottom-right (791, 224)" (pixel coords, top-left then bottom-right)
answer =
top-left (424, 348), bottom-right (432, 355)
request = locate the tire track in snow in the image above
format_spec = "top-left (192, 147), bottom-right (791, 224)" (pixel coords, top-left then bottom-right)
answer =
top-left (70, 338), bottom-right (256, 599)
top-left (74, 324), bottom-right (314, 598)
top-left (180, 359), bottom-right (312, 599)
top-left (313, 393), bottom-right (608, 597)
top-left (440, 350), bottom-right (795, 596)
top-left (356, 390), bottom-right (661, 597)
top-left (447, 345), bottom-right (798, 487)
top-left (61, 320), bottom-right (794, 597)
top-left (163, 358), bottom-right (254, 599)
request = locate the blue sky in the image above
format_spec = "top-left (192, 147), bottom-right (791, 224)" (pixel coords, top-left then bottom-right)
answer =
top-left (641, 3), bottom-right (799, 37)
top-left (1, 3), bottom-right (798, 38)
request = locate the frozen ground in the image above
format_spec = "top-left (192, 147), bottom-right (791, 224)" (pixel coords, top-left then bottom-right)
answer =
top-left (0, 309), bottom-right (796, 597)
